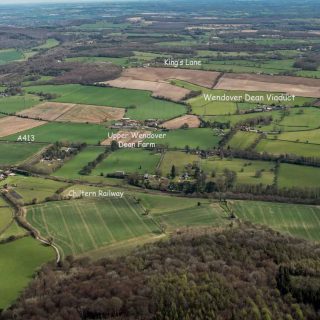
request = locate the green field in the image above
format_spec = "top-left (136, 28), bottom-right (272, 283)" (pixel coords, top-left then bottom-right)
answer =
top-left (92, 149), bottom-right (161, 175)
top-left (75, 21), bottom-right (129, 30)
top-left (201, 157), bottom-right (275, 185)
top-left (65, 51), bottom-right (167, 67)
top-left (0, 95), bottom-right (40, 114)
top-left (0, 197), bottom-right (25, 241)
top-left (34, 38), bottom-right (59, 49)
top-left (146, 128), bottom-right (221, 149)
top-left (0, 201), bottom-right (13, 234)
top-left (26, 84), bottom-right (186, 120)
top-left (232, 201), bottom-right (320, 242)
top-left (174, 80), bottom-right (312, 116)
top-left (0, 175), bottom-right (69, 204)
top-left (278, 108), bottom-right (320, 132)
top-left (135, 192), bottom-right (209, 214)
top-left (54, 146), bottom-right (105, 179)
top-left (159, 151), bottom-right (199, 176)
top-left (278, 163), bottom-right (320, 189)
top-left (154, 202), bottom-right (227, 231)
top-left (196, 58), bottom-right (298, 75)
top-left (0, 220), bottom-right (26, 240)
top-left (159, 151), bottom-right (275, 185)
top-left (256, 139), bottom-right (320, 158)
top-left (204, 110), bottom-right (282, 128)
top-left (227, 131), bottom-right (260, 150)
top-left (5, 122), bottom-right (110, 145)
top-left (0, 237), bottom-right (54, 309)
top-left (0, 49), bottom-right (24, 65)
top-left (27, 198), bottom-right (161, 258)
top-left (0, 142), bottom-right (45, 166)
top-left (276, 128), bottom-right (320, 144)
top-left (65, 56), bottom-right (130, 66)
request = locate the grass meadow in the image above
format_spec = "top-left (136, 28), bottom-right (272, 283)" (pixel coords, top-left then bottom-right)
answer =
top-left (92, 149), bottom-right (161, 175)
top-left (0, 237), bottom-right (54, 309)
top-left (0, 142), bottom-right (45, 166)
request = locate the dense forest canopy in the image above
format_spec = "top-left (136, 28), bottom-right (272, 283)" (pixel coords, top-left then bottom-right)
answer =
top-left (3, 224), bottom-right (320, 320)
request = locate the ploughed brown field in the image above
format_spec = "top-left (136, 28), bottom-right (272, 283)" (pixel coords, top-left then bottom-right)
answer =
top-left (121, 67), bottom-right (221, 88)
top-left (17, 102), bottom-right (125, 123)
top-left (105, 77), bottom-right (190, 101)
top-left (56, 104), bottom-right (125, 123)
top-left (161, 115), bottom-right (200, 129)
top-left (215, 73), bottom-right (320, 98)
top-left (100, 130), bottom-right (151, 146)
top-left (0, 116), bottom-right (46, 137)
top-left (18, 102), bottom-right (75, 121)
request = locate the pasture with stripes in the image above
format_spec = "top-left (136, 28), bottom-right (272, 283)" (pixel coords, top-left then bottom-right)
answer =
top-left (26, 197), bottom-right (161, 258)
top-left (232, 201), bottom-right (320, 242)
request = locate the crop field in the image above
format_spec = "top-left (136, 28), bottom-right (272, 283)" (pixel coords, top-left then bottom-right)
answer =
top-left (17, 102), bottom-right (75, 121)
top-left (92, 149), bottom-right (161, 175)
top-left (201, 157), bottom-right (275, 185)
top-left (122, 67), bottom-right (220, 88)
top-left (0, 95), bottom-right (40, 114)
top-left (54, 146), bottom-right (105, 179)
top-left (0, 49), bottom-right (23, 65)
top-left (154, 203), bottom-right (227, 231)
top-left (227, 131), bottom-right (260, 150)
top-left (18, 102), bottom-right (125, 123)
top-left (255, 139), bottom-right (320, 157)
top-left (1, 175), bottom-right (69, 204)
top-left (26, 198), bottom-right (161, 258)
top-left (146, 128), bottom-right (221, 149)
top-left (232, 201), bottom-right (320, 242)
top-left (0, 142), bottom-right (45, 166)
top-left (5, 122), bottom-right (110, 145)
top-left (136, 192), bottom-right (210, 214)
top-left (106, 77), bottom-right (190, 102)
top-left (0, 116), bottom-right (46, 138)
top-left (0, 237), bottom-right (54, 309)
top-left (278, 163), bottom-right (320, 189)
top-left (161, 115), bottom-right (200, 129)
top-left (26, 84), bottom-right (186, 120)
top-left (216, 73), bottom-right (320, 99)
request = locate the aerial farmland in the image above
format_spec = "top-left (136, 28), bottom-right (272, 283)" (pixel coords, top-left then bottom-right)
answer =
top-left (0, 0), bottom-right (320, 318)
